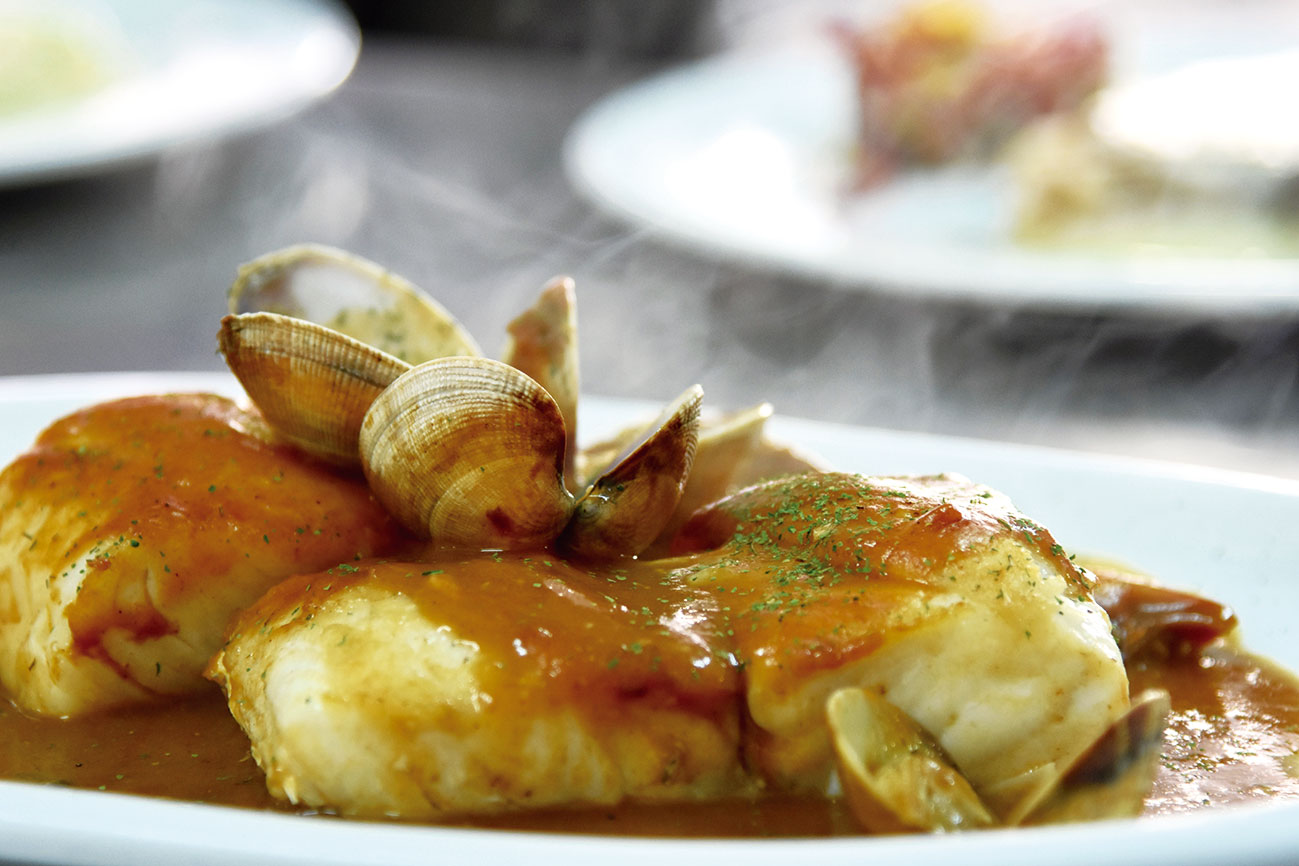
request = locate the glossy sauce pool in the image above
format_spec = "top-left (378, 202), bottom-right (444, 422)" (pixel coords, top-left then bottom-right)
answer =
top-left (0, 641), bottom-right (1295, 836)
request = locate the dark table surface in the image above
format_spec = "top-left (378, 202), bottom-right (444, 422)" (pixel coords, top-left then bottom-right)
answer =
top-left (4, 1), bottom-right (1299, 482)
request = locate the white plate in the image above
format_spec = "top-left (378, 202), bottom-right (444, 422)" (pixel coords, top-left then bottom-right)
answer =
top-left (0, 0), bottom-right (358, 187)
top-left (564, 40), bottom-right (1299, 313)
top-left (2, 371), bottom-right (1298, 866)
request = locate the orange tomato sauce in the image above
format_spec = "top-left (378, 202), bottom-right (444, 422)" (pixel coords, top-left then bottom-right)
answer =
top-left (0, 636), bottom-right (1295, 836)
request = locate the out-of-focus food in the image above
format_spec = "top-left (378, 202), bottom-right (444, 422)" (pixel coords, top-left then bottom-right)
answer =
top-left (0, 393), bottom-right (411, 717)
top-left (835, 2), bottom-right (1299, 257)
top-left (0, 3), bottom-right (130, 118)
top-left (1009, 51), bottom-right (1299, 255)
top-left (832, 0), bottom-right (1107, 187)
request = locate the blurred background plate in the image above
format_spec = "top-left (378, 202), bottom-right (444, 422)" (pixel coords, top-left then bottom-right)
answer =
top-left (565, 15), bottom-right (1299, 315)
top-left (0, 0), bottom-right (359, 187)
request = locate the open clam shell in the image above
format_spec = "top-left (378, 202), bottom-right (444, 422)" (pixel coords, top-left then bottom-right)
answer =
top-left (583, 402), bottom-right (835, 558)
top-left (827, 687), bottom-right (994, 834)
top-left (1010, 689), bottom-right (1171, 826)
top-left (359, 357), bottom-right (576, 550)
top-left (644, 402), bottom-right (773, 555)
top-left (218, 312), bottom-right (411, 466)
top-left (502, 276), bottom-right (579, 489)
top-left (228, 244), bottom-right (482, 364)
top-left (560, 385), bottom-right (703, 560)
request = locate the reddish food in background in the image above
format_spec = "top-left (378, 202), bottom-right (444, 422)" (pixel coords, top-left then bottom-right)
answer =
top-left (832, 0), bottom-right (1108, 187)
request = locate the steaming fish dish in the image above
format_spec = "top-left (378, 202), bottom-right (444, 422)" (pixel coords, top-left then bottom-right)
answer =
top-left (0, 246), bottom-right (1296, 836)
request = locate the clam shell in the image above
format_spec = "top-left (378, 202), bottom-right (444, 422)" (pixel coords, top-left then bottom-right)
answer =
top-left (827, 687), bottom-right (994, 834)
top-left (218, 312), bottom-right (411, 465)
top-left (359, 357), bottom-right (576, 549)
top-left (586, 402), bottom-right (825, 558)
top-left (559, 385), bottom-right (702, 560)
top-left (1010, 689), bottom-right (1170, 826)
top-left (228, 244), bottom-right (482, 363)
top-left (502, 276), bottom-right (579, 489)
top-left (645, 402), bottom-right (773, 555)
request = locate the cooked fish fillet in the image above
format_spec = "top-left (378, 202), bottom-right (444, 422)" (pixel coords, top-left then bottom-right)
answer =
top-left (0, 393), bottom-right (411, 717)
top-left (210, 471), bottom-right (1128, 820)
top-left (208, 555), bottom-right (748, 819)
top-left (671, 472), bottom-right (1129, 816)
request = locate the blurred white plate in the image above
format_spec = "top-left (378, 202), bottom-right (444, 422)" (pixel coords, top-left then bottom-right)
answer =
top-left (565, 44), bottom-right (1299, 314)
top-left (0, 0), bottom-right (358, 187)
top-left (1, 371), bottom-right (1297, 865)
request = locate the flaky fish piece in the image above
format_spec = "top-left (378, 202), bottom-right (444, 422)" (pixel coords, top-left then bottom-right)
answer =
top-left (210, 471), bottom-right (1129, 823)
top-left (207, 554), bottom-right (748, 819)
top-left (0, 393), bottom-right (411, 717)
top-left (670, 472), bottom-right (1130, 818)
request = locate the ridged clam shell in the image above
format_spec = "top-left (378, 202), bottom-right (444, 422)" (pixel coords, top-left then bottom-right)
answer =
top-left (559, 385), bottom-right (702, 560)
top-left (827, 687), bottom-right (994, 834)
top-left (359, 357), bottom-right (576, 549)
top-left (228, 244), bottom-right (482, 364)
top-left (502, 276), bottom-right (579, 489)
top-left (218, 312), bottom-right (411, 465)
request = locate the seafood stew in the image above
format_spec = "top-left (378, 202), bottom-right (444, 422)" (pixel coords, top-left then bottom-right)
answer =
top-left (0, 384), bottom-right (1295, 839)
